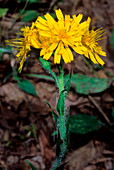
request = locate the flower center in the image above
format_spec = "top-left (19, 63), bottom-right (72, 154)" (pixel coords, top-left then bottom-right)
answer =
top-left (82, 34), bottom-right (94, 47)
top-left (58, 29), bottom-right (67, 40)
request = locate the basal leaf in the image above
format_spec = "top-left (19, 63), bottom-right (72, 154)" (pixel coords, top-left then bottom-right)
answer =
top-left (17, 79), bottom-right (37, 96)
top-left (69, 114), bottom-right (103, 134)
top-left (65, 74), bottom-right (112, 95)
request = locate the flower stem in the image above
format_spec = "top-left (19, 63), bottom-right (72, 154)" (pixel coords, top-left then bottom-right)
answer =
top-left (51, 62), bottom-right (68, 170)
top-left (58, 63), bottom-right (64, 94)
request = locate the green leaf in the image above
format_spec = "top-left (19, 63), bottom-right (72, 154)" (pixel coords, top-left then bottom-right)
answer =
top-left (69, 114), bottom-right (103, 134)
top-left (56, 90), bottom-right (65, 115)
top-left (17, 79), bottom-right (37, 96)
top-left (44, 101), bottom-right (59, 137)
top-left (23, 73), bottom-right (54, 81)
top-left (0, 46), bottom-right (11, 56)
top-left (65, 74), bottom-right (112, 95)
top-left (52, 130), bottom-right (58, 136)
top-left (44, 101), bottom-right (58, 124)
top-left (13, 75), bottom-right (20, 81)
top-left (110, 29), bottom-right (114, 49)
top-left (39, 57), bottom-right (51, 71)
top-left (39, 57), bottom-right (59, 87)
top-left (21, 10), bottom-right (39, 22)
top-left (26, 160), bottom-right (37, 170)
top-left (0, 8), bottom-right (8, 18)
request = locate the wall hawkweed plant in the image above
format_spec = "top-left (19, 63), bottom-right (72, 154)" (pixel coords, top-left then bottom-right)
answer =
top-left (6, 9), bottom-right (106, 170)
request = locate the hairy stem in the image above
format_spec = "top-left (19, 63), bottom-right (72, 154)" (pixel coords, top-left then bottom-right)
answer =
top-left (51, 62), bottom-right (68, 170)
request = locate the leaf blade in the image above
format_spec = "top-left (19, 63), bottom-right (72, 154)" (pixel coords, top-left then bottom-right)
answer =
top-left (69, 114), bottom-right (103, 134)
top-left (17, 79), bottom-right (37, 96)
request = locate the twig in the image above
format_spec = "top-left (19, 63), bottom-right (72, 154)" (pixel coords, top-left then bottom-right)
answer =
top-left (72, 0), bottom-right (80, 15)
top-left (48, 0), bottom-right (58, 11)
top-left (88, 95), bottom-right (111, 125)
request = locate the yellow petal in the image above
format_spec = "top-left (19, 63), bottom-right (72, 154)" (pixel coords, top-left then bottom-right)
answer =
top-left (44, 13), bottom-right (56, 24)
top-left (69, 37), bottom-right (78, 44)
top-left (54, 43), bottom-right (61, 63)
top-left (39, 31), bottom-right (51, 37)
top-left (79, 20), bottom-right (90, 30)
top-left (54, 50), bottom-right (61, 63)
top-left (16, 51), bottom-right (22, 58)
top-left (58, 20), bottom-right (64, 30)
top-left (72, 46), bottom-right (84, 54)
top-left (84, 51), bottom-right (89, 59)
top-left (95, 47), bottom-right (106, 56)
top-left (94, 53), bottom-right (105, 65)
top-left (47, 43), bottom-right (58, 52)
top-left (35, 22), bottom-right (49, 30)
top-left (80, 45), bottom-right (87, 51)
top-left (31, 38), bottom-right (40, 48)
top-left (40, 48), bottom-right (46, 56)
top-left (65, 15), bottom-right (71, 31)
top-left (43, 51), bottom-right (53, 60)
top-left (47, 21), bottom-right (58, 31)
top-left (56, 9), bottom-right (64, 21)
top-left (99, 51), bottom-right (106, 56)
top-left (18, 54), bottom-right (26, 72)
top-left (61, 47), bottom-right (70, 63)
top-left (55, 42), bottom-right (61, 54)
top-left (37, 16), bottom-right (47, 25)
top-left (73, 14), bottom-right (83, 23)
top-left (67, 31), bottom-right (76, 36)
top-left (89, 51), bottom-right (98, 64)
top-left (62, 39), bottom-right (69, 47)
top-left (86, 17), bottom-right (91, 25)
top-left (66, 48), bottom-right (74, 61)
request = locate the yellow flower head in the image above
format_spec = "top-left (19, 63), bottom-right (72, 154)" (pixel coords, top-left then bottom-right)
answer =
top-left (6, 23), bottom-right (40, 72)
top-left (6, 8), bottom-right (106, 72)
top-left (35, 9), bottom-right (89, 64)
top-left (79, 24), bottom-right (106, 65)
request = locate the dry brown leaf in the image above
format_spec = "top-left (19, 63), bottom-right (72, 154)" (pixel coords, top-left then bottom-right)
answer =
top-left (66, 140), bottom-right (105, 170)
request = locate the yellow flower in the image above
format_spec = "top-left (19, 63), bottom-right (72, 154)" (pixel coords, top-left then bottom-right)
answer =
top-left (78, 23), bottom-right (106, 65)
top-left (6, 23), bottom-right (40, 72)
top-left (6, 8), bottom-right (106, 71)
top-left (35, 9), bottom-right (89, 64)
